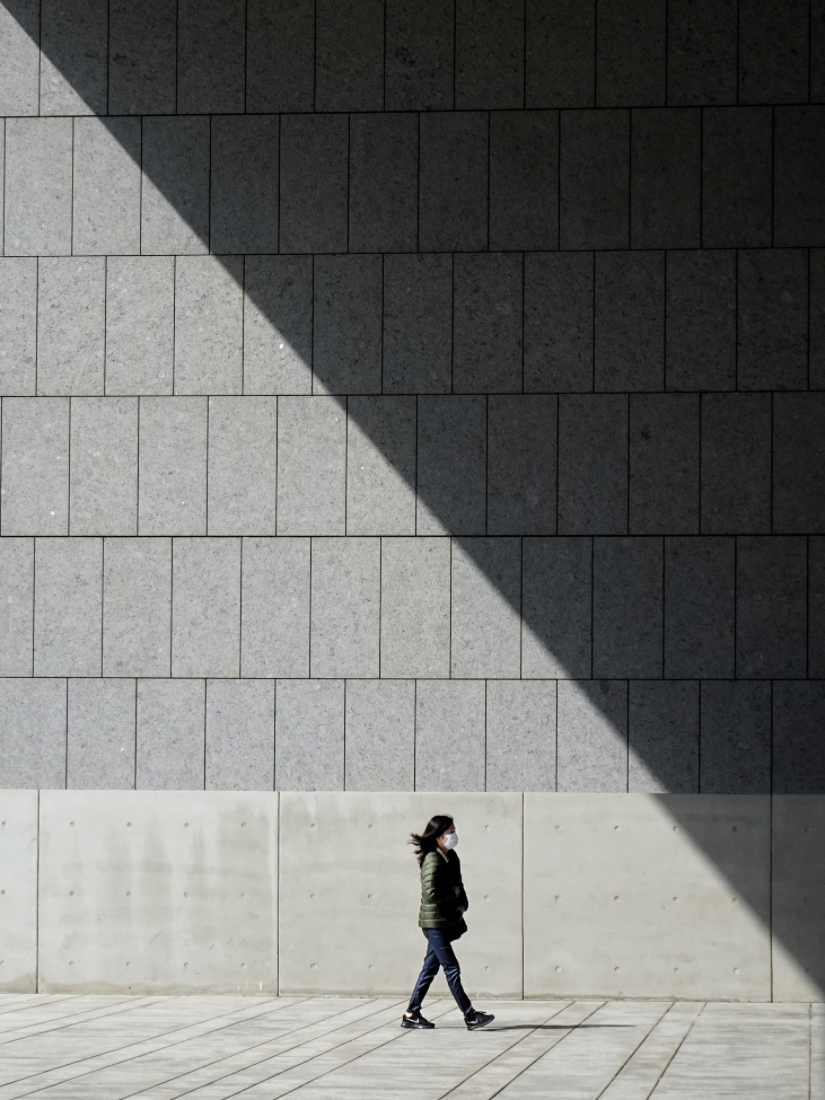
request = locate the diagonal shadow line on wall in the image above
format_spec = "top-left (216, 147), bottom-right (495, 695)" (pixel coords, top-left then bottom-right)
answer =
top-left (0, 0), bottom-right (819, 999)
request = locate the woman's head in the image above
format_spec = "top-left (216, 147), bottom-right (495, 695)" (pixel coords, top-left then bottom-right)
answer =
top-left (410, 814), bottom-right (455, 866)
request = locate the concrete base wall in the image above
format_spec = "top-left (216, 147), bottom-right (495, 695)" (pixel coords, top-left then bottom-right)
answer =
top-left (0, 791), bottom-right (821, 1001)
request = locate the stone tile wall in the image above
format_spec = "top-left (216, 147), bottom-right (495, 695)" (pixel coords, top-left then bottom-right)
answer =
top-left (0, 0), bottom-right (823, 794)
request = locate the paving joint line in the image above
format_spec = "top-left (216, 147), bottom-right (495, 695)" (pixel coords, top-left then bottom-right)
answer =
top-left (647, 1000), bottom-right (709, 1099)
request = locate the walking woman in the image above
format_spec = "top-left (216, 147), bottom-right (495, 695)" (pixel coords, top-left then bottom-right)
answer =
top-left (402, 815), bottom-right (494, 1031)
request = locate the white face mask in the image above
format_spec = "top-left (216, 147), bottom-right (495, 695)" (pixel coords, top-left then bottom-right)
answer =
top-left (443, 831), bottom-right (459, 850)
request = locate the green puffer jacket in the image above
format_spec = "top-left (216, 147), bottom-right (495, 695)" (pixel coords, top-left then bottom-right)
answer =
top-left (418, 848), bottom-right (470, 930)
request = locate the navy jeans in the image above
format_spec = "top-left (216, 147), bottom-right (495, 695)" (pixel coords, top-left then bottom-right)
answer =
top-left (407, 928), bottom-right (472, 1016)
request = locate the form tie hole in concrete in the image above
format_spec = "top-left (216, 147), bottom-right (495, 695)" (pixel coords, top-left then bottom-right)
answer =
top-left (734, 968), bottom-right (740, 974)
top-left (184, 892), bottom-right (189, 898)
top-left (310, 823), bottom-right (316, 829)
top-left (484, 895), bottom-right (490, 901)
top-left (310, 893), bottom-right (315, 899)
top-left (674, 967), bottom-right (679, 972)
top-left (241, 822), bottom-right (246, 828)
top-left (367, 894), bottom-right (373, 899)
top-left (69, 891), bottom-right (74, 896)
top-left (126, 892), bottom-right (131, 897)
top-left (673, 897), bottom-right (678, 902)
top-left (614, 896), bottom-right (620, 902)
top-left (127, 822), bottom-right (132, 827)
top-left (555, 826), bottom-right (561, 832)
top-left (184, 822), bottom-right (189, 828)
top-left (673, 826), bottom-right (679, 832)
top-left (70, 821), bottom-right (75, 826)
top-left (732, 897), bottom-right (738, 903)
top-left (485, 966), bottom-right (490, 971)
top-left (184, 962), bottom-right (189, 968)
top-left (614, 967), bottom-right (620, 972)
top-left (69, 961), bottom-right (74, 966)
top-left (1, 890), bottom-right (5, 896)
top-left (555, 966), bottom-right (561, 973)
top-left (369, 964), bottom-right (374, 970)
top-left (310, 963), bottom-right (317, 969)
top-left (554, 895), bottom-right (560, 902)
top-left (614, 825), bottom-right (620, 831)
top-left (732, 826), bottom-right (738, 832)
top-left (126, 962), bottom-right (131, 968)
top-left (367, 823), bottom-right (373, 829)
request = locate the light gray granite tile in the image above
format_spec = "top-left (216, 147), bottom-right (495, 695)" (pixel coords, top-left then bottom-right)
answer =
top-left (275, 678), bottom-right (344, 791)
top-left (0, 537), bottom-right (33, 676)
top-left (593, 536), bottom-right (663, 679)
top-left (385, 0), bottom-right (454, 110)
top-left (557, 679), bottom-right (628, 793)
top-left (524, 252), bottom-right (593, 392)
top-left (702, 107), bottom-right (772, 247)
top-left (383, 254), bottom-right (453, 394)
top-left (313, 255), bottom-right (382, 395)
top-left (69, 398), bottom-right (138, 536)
top-left (172, 538), bottom-right (241, 678)
top-left (664, 535), bottom-right (735, 679)
top-left (488, 395), bottom-right (557, 535)
top-left (136, 678), bottom-right (205, 790)
top-left (103, 537), bottom-right (171, 678)
top-left (141, 117), bottom-right (210, 255)
top-left (246, 0), bottom-right (315, 111)
top-left (40, 0), bottom-right (108, 114)
top-left (522, 537), bottom-right (592, 679)
top-left (629, 394), bottom-right (699, 534)
top-left (667, 0), bottom-right (736, 105)
top-left (0, 0), bottom-right (40, 114)
top-left (737, 249), bottom-right (808, 391)
top-left (736, 536), bottom-right (807, 679)
top-left (451, 537), bottom-right (521, 679)
top-left (310, 537), bottom-right (380, 678)
top-left (67, 678), bottom-right (136, 790)
top-left (37, 259), bottom-right (105, 396)
top-left (665, 250), bottom-right (736, 390)
top-left (628, 679), bottom-right (699, 793)
top-left (417, 396), bottom-right (486, 536)
top-left (211, 116), bottom-right (279, 253)
top-left (72, 118), bottom-right (141, 255)
top-left (0, 678), bottom-right (66, 789)
top-left (177, 0), bottom-right (245, 113)
top-left (630, 108), bottom-right (700, 249)
top-left (560, 110), bottom-right (629, 249)
top-left (241, 537), bottom-right (310, 678)
top-left (701, 393), bottom-right (771, 534)
top-left (773, 394), bottom-right (825, 534)
top-left (34, 537), bottom-right (102, 677)
top-left (595, 251), bottom-right (664, 391)
top-left (490, 110), bottom-right (558, 249)
top-left (486, 680), bottom-right (556, 793)
top-left (243, 257), bottom-right (313, 396)
top-left (206, 679), bottom-right (275, 791)
top-left (4, 119), bottom-right (72, 256)
top-left (380, 537), bottom-right (450, 679)
top-left (0, 397), bottom-right (69, 536)
top-left (138, 397), bottom-right (207, 536)
top-left (346, 397), bottom-right (416, 535)
top-left (700, 680), bottom-right (770, 794)
top-left (207, 397), bottom-right (277, 536)
top-left (453, 253), bottom-right (523, 393)
top-left (344, 679), bottom-right (415, 791)
top-left (108, 0), bottom-right (177, 114)
top-left (526, 0), bottom-right (594, 107)
top-left (773, 682), bottom-right (825, 794)
top-left (415, 680), bottom-right (486, 792)
top-left (596, 0), bottom-right (665, 105)
top-left (0, 259), bottom-right (37, 396)
top-left (349, 114), bottom-right (418, 252)
top-left (174, 256), bottom-right (243, 396)
top-left (315, 0), bottom-right (384, 110)
top-left (558, 394), bottom-right (627, 535)
top-left (105, 258), bottom-right (174, 396)
top-left (277, 397), bottom-right (346, 536)
top-left (279, 115), bottom-right (349, 254)
top-left (419, 112), bottom-right (488, 251)
top-left (455, 0), bottom-right (524, 108)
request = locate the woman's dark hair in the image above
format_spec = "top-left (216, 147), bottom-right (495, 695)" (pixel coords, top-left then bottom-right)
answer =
top-left (410, 815), bottom-right (454, 867)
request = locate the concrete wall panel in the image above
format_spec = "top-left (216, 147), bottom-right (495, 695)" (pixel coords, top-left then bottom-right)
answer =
top-left (489, 111), bottom-right (558, 250)
top-left (246, 0), bottom-right (314, 112)
top-left (524, 794), bottom-right (771, 999)
top-left (486, 680), bottom-right (556, 793)
top-left (38, 790), bottom-right (278, 994)
top-left (772, 796), bottom-right (825, 1001)
top-left (0, 790), bottom-right (38, 992)
top-left (416, 397), bottom-right (486, 536)
top-left (451, 538), bottom-right (521, 679)
top-left (278, 791), bottom-right (522, 997)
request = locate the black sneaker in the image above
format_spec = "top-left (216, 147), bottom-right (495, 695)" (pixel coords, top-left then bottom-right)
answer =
top-left (401, 1011), bottom-right (435, 1029)
top-left (465, 1010), bottom-right (495, 1031)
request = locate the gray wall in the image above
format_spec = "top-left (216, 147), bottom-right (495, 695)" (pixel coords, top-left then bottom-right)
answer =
top-left (0, 0), bottom-right (824, 798)
top-left (2, 789), bottom-right (822, 1000)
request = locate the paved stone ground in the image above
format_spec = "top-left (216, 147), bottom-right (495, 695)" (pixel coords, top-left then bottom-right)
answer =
top-left (0, 995), bottom-right (820, 1099)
